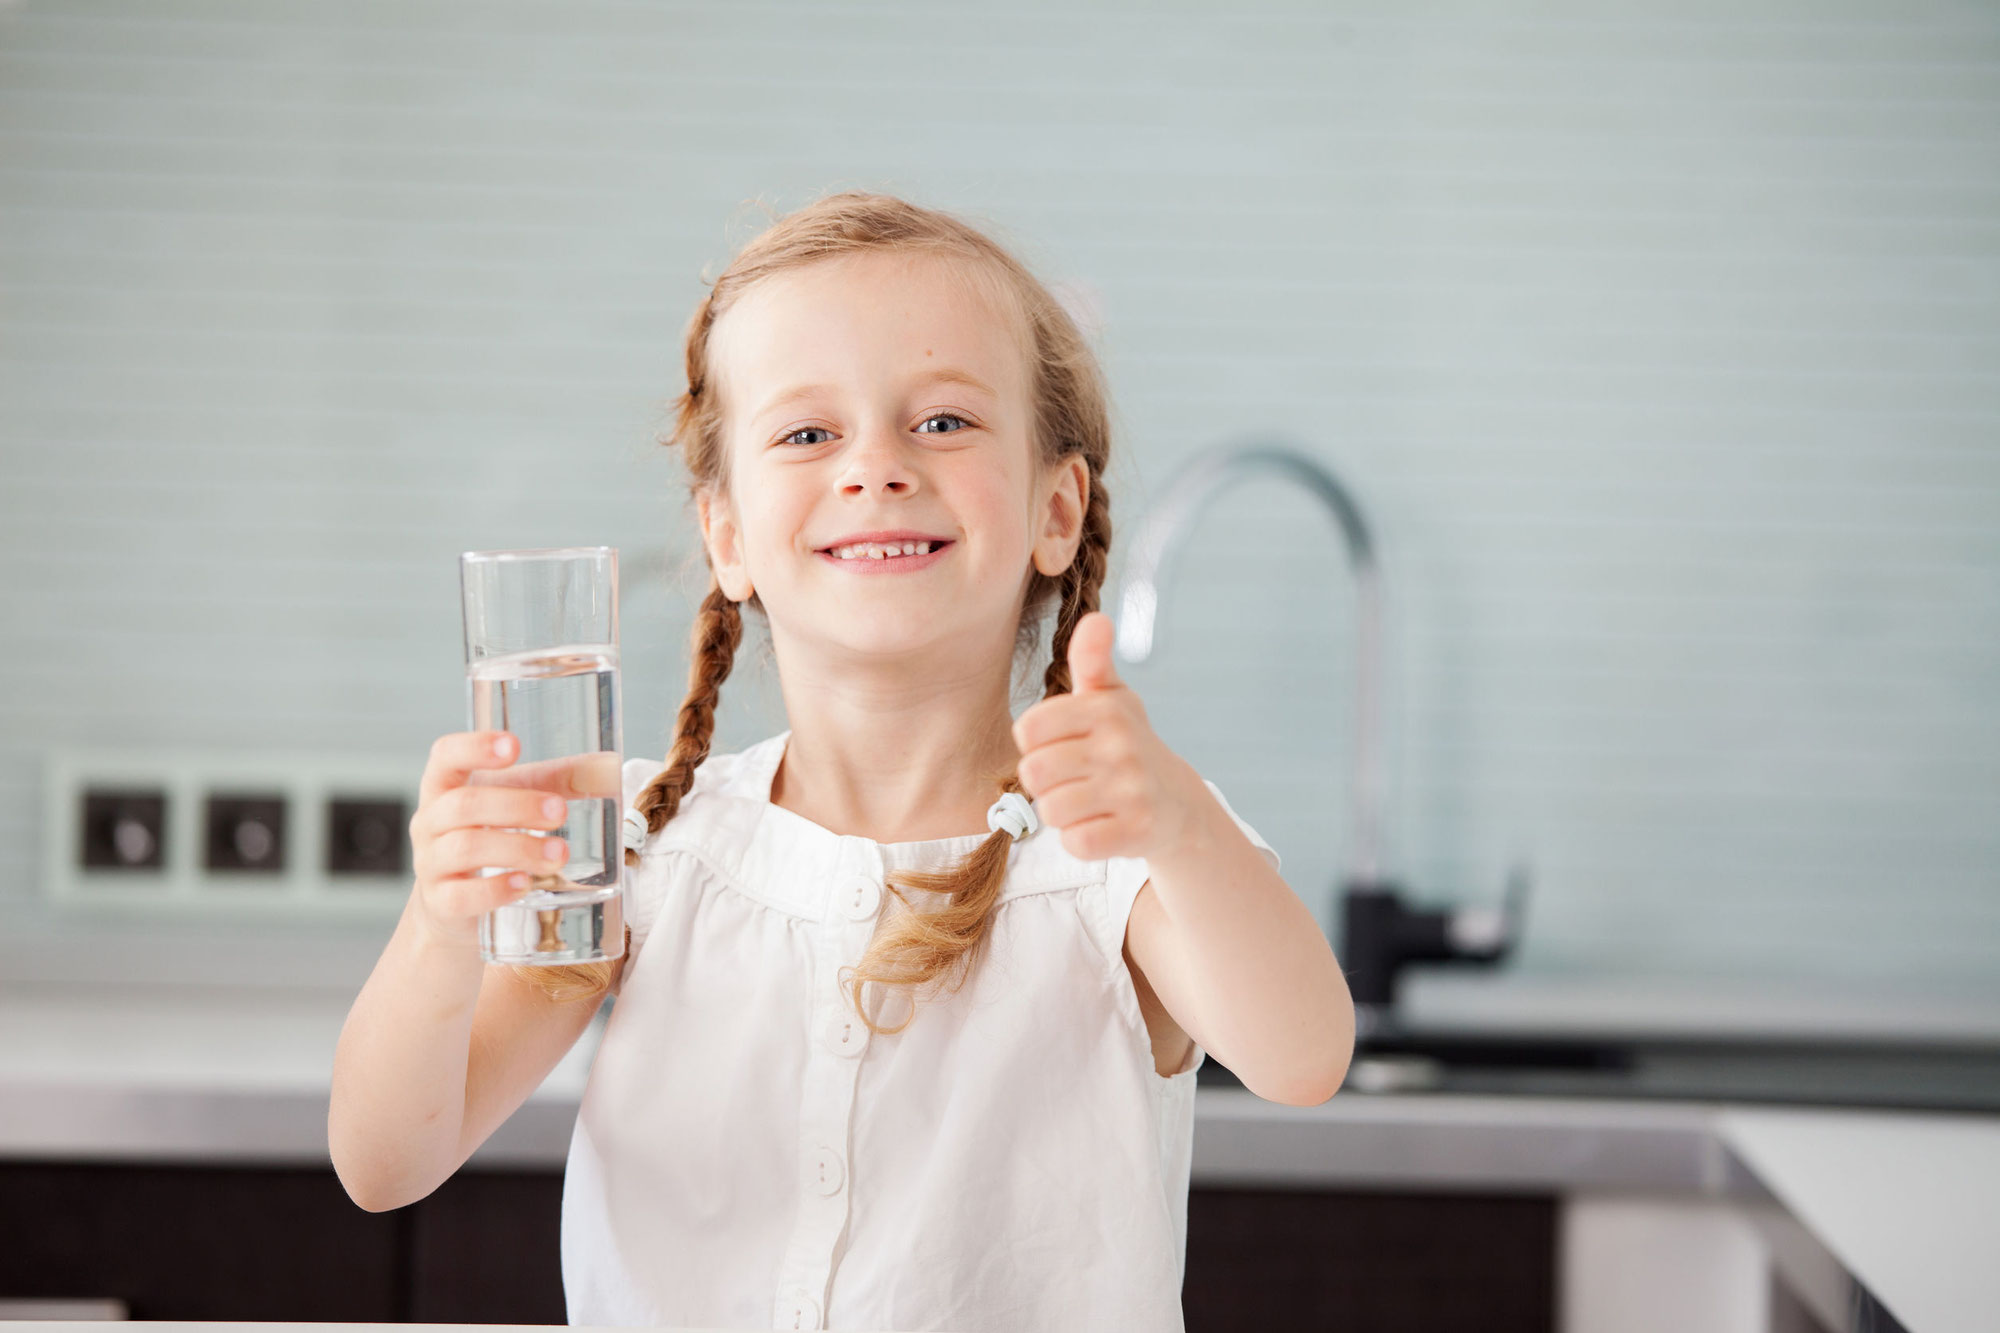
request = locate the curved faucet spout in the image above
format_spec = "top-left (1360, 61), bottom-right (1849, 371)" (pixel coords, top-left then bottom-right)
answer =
top-left (1111, 439), bottom-right (1387, 889)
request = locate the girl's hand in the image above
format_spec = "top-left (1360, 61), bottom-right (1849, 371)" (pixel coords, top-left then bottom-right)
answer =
top-left (406, 732), bottom-right (618, 949)
top-left (1011, 611), bottom-right (1203, 862)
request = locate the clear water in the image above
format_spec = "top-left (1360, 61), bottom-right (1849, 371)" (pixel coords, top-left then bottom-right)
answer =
top-left (466, 644), bottom-right (625, 965)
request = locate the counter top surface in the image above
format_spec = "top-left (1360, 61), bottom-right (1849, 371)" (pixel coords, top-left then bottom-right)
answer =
top-left (3, 983), bottom-right (1995, 1333)
top-left (0, 1325), bottom-right (773, 1333)
top-left (1719, 1105), bottom-right (1998, 1333)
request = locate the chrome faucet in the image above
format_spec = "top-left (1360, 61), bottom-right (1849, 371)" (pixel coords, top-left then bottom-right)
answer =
top-left (1110, 438), bottom-right (1530, 1043)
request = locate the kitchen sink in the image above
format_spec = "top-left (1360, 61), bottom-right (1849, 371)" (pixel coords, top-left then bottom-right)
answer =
top-left (1194, 1031), bottom-right (2000, 1113)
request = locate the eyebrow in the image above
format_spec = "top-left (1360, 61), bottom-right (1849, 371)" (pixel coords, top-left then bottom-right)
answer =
top-left (751, 368), bottom-right (998, 422)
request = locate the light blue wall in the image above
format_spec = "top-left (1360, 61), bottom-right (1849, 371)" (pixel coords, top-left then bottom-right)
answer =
top-left (4, 1), bottom-right (1996, 1011)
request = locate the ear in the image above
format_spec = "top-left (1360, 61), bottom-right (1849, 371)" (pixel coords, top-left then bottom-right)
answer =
top-left (696, 490), bottom-right (755, 602)
top-left (1032, 453), bottom-right (1089, 578)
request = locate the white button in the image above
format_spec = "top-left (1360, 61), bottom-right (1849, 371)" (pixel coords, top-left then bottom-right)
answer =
top-left (825, 1010), bottom-right (868, 1057)
top-left (841, 873), bottom-right (882, 921)
top-left (808, 1145), bottom-right (846, 1196)
top-left (777, 1291), bottom-right (821, 1329)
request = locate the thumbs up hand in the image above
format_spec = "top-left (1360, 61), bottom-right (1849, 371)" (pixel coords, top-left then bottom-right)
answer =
top-left (1011, 610), bottom-right (1205, 863)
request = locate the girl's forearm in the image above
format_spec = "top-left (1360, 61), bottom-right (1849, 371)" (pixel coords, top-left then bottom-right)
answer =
top-left (327, 894), bottom-right (487, 1211)
top-left (1143, 760), bottom-right (1355, 1102)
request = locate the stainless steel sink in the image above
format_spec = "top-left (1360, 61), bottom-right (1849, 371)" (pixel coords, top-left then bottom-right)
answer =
top-left (1195, 1031), bottom-right (2000, 1112)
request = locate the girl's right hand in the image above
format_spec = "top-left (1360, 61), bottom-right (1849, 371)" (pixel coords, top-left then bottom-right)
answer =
top-left (407, 730), bottom-right (580, 950)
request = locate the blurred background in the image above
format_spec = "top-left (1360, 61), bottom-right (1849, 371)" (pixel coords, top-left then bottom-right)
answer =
top-left (2, 2), bottom-right (1996, 1330)
top-left (6, 0), bottom-right (1995, 1022)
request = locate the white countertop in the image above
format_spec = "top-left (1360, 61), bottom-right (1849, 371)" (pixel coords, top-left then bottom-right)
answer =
top-left (3, 983), bottom-right (1995, 1333)
top-left (1719, 1106), bottom-right (2000, 1333)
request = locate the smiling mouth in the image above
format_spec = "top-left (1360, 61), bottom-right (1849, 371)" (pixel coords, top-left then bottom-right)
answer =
top-left (817, 539), bottom-right (953, 563)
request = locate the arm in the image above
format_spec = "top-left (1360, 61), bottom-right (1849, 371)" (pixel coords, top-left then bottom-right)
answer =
top-left (1011, 611), bottom-right (1353, 1107)
top-left (330, 730), bottom-right (630, 1211)
top-left (1123, 758), bottom-right (1353, 1106)
top-left (328, 893), bottom-right (619, 1211)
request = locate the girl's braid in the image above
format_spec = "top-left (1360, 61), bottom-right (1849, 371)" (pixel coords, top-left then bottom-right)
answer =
top-left (1040, 461), bottom-right (1112, 702)
top-left (626, 575), bottom-right (745, 862)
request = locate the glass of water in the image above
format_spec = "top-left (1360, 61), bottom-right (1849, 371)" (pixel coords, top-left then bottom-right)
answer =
top-left (459, 546), bottom-right (626, 966)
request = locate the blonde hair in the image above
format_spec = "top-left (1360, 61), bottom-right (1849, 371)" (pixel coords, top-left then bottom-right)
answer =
top-left (511, 190), bottom-right (1115, 1033)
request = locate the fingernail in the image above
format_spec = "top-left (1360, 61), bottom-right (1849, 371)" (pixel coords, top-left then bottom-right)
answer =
top-left (543, 838), bottom-right (566, 862)
top-left (494, 735), bottom-right (512, 758)
top-left (541, 797), bottom-right (565, 819)
top-left (508, 873), bottom-right (528, 889)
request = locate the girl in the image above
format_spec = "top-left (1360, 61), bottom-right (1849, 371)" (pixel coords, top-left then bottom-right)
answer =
top-left (330, 191), bottom-right (1354, 1332)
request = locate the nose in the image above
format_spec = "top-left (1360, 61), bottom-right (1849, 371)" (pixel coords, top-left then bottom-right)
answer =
top-left (837, 423), bottom-right (919, 497)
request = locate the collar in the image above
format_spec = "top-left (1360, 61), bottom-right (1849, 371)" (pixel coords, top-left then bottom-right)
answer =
top-left (645, 730), bottom-right (1105, 921)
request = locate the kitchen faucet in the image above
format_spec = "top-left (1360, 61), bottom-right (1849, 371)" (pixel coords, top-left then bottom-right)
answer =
top-left (1109, 438), bottom-right (1531, 1043)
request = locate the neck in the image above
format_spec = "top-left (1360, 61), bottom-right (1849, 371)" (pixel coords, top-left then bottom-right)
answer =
top-left (765, 623), bottom-right (1026, 845)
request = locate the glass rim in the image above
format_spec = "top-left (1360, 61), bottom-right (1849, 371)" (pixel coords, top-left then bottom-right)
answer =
top-left (460, 545), bottom-right (615, 564)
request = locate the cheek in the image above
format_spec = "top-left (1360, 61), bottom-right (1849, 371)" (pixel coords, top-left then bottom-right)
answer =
top-left (737, 469), bottom-right (816, 565)
top-left (954, 466), bottom-right (1035, 564)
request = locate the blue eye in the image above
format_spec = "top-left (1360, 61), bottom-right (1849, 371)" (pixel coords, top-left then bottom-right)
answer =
top-left (778, 414), bottom-right (970, 447)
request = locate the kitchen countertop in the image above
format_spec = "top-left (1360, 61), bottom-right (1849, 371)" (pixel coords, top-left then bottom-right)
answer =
top-left (0, 981), bottom-right (1784, 1192)
top-left (1, 1326), bottom-right (708, 1333)
top-left (3, 983), bottom-right (1995, 1333)
top-left (3, 1326), bottom-right (803, 1333)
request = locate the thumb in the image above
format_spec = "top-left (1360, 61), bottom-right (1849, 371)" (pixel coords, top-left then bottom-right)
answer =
top-left (1067, 610), bottom-right (1122, 693)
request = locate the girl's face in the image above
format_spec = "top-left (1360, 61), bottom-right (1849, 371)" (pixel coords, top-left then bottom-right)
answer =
top-left (699, 251), bottom-right (1086, 677)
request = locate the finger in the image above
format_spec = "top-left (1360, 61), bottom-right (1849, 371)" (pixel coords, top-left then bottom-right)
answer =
top-left (428, 870), bottom-right (533, 919)
top-left (1016, 735), bottom-right (1094, 800)
top-left (1033, 779), bottom-right (1120, 832)
top-left (477, 750), bottom-right (622, 800)
top-left (420, 732), bottom-right (519, 806)
top-left (418, 827), bottom-right (564, 884)
top-left (1012, 693), bottom-right (1096, 755)
top-left (421, 826), bottom-right (568, 882)
top-left (412, 783), bottom-right (569, 843)
top-left (1057, 812), bottom-right (1124, 861)
top-left (1066, 611), bottom-right (1121, 693)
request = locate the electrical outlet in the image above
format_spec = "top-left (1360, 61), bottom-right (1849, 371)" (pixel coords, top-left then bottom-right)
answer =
top-left (326, 796), bottom-right (408, 877)
top-left (204, 793), bottom-right (288, 875)
top-left (78, 789), bottom-right (168, 872)
top-left (45, 747), bottom-right (420, 918)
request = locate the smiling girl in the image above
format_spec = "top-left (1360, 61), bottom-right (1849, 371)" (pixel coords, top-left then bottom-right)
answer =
top-left (330, 191), bottom-right (1353, 1333)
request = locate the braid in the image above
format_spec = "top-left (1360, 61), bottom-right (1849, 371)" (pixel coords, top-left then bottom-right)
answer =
top-left (1041, 460), bottom-right (1112, 702)
top-left (509, 574), bottom-right (742, 1004)
top-left (627, 575), bottom-right (744, 856)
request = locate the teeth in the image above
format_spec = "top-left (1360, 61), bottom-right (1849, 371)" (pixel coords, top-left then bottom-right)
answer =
top-left (831, 540), bottom-right (935, 561)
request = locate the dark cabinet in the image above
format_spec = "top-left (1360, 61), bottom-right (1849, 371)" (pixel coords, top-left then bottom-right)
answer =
top-left (1182, 1187), bottom-right (1556, 1333)
top-left (0, 1162), bottom-right (1553, 1328)
top-left (406, 1170), bottom-right (567, 1324)
top-left (0, 1161), bottom-right (566, 1324)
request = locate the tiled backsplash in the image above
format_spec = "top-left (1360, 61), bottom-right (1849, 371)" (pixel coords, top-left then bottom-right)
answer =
top-left (2, 2), bottom-right (1995, 1012)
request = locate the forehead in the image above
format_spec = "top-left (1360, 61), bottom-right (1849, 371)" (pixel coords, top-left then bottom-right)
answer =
top-left (710, 251), bottom-right (1029, 422)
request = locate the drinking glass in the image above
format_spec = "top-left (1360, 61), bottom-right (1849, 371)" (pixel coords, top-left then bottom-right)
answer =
top-left (459, 546), bottom-right (626, 966)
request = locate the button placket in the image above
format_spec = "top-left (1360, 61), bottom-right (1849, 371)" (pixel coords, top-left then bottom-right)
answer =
top-left (771, 854), bottom-right (884, 1330)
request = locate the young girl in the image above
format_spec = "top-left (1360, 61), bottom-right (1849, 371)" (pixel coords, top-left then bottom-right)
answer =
top-left (330, 191), bottom-right (1354, 1332)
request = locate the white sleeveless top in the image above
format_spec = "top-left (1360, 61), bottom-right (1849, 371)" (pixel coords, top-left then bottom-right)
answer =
top-left (561, 730), bottom-right (1280, 1332)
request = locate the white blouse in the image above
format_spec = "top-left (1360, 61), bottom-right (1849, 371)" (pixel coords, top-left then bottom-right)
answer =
top-left (561, 730), bottom-right (1281, 1332)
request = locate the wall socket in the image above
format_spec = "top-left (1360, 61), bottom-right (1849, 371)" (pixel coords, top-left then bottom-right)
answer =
top-left (44, 748), bottom-right (420, 919)
top-left (79, 789), bottom-right (169, 870)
